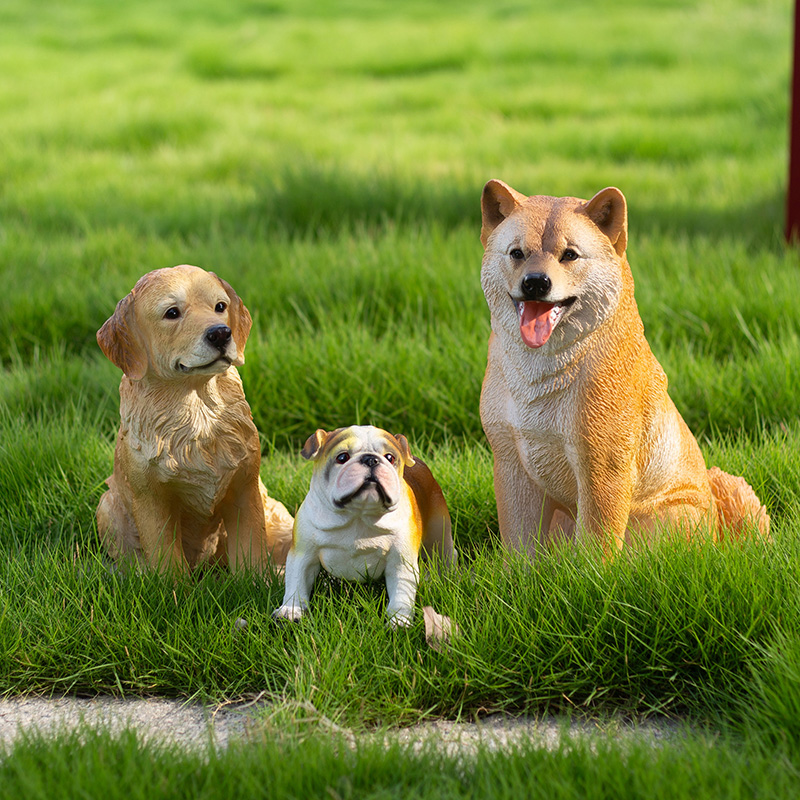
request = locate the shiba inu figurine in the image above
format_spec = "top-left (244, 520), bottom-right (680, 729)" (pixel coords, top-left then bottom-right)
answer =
top-left (479, 181), bottom-right (769, 555)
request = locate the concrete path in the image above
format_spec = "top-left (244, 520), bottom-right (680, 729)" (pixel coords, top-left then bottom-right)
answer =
top-left (0, 696), bottom-right (683, 754)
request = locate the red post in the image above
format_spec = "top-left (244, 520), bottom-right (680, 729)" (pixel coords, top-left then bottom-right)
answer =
top-left (787, 0), bottom-right (800, 241)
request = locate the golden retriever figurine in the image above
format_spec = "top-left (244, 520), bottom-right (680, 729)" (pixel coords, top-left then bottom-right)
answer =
top-left (96, 265), bottom-right (293, 573)
top-left (274, 426), bottom-right (455, 627)
top-left (479, 181), bottom-right (770, 556)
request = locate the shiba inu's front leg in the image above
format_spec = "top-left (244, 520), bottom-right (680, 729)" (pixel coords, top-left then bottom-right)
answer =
top-left (576, 462), bottom-right (635, 556)
top-left (492, 456), bottom-right (557, 554)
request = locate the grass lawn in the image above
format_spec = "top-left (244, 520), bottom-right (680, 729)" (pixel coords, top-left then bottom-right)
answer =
top-left (2, 0), bottom-right (800, 793)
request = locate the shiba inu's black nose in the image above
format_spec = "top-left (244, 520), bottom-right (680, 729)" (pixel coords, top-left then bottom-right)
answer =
top-left (206, 324), bottom-right (232, 350)
top-left (360, 454), bottom-right (380, 468)
top-left (521, 273), bottom-right (552, 300)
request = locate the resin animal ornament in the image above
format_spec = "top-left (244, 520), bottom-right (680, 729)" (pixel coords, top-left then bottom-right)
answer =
top-left (96, 265), bottom-right (293, 573)
top-left (479, 181), bottom-right (770, 555)
top-left (274, 426), bottom-right (456, 627)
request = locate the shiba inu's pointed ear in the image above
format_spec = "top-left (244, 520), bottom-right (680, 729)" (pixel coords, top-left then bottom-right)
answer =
top-left (391, 433), bottom-right (416, 468)
top-left (481, 180), bottom-right (527, 247)
top-left (97, 291), bottom-right (148, 381)
top-left (211, 272), bottom-right (252, 365)
top-left (301, 429), bottom-right (329, 461)
top-left (584, 187), bottom-right (628, 256)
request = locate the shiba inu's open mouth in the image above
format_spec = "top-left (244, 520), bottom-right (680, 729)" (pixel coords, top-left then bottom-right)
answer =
top-left (513, 297), bottom-right (577, 348)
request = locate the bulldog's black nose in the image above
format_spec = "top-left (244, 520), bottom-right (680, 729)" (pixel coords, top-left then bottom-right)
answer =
top-left (520, 273), bottom-right (552, 301)
top-left (360, 454), bottom-right (380, 469)
top-left (206, 324), bottom-right (232, 350)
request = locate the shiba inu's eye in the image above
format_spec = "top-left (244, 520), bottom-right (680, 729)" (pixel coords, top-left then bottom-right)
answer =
top-left (385, 453), bottom-right (395, 464)
top-left (561, 248), bottom-right (579, 262)
top-left (164, 306), bottom-right (181, 320)
top-left (335, 452), bottom-right (350, 464)
top-left (509, 248), bottom-right (525, 261)
top-left (215, 302), bottom-right (227, 313)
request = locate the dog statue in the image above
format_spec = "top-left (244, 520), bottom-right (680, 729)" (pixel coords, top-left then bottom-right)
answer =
top-left (273, 426), bottom-right (456, 627)
top-left (479, 181), bottom-right (770, 555)
top-left (96, 265), bottom-right (293, 573)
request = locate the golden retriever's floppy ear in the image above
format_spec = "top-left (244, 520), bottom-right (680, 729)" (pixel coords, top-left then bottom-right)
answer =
top-left (391, 433), bottom-right (416, 468)
top-left (97, 292), bottom-right (148, 381)
top-left (583, 187), bottom-right (628, 256)
top-left (211, 273), bottom-right (252, 364)
top-left (481, 179), bottom-right (527, 247)
top-left (301, 429), bottom-right (329, 461)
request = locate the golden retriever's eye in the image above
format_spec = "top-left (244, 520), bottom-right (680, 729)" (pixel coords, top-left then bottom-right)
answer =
top-left (561, 248), bottom-right (579, 262)
top-left (164, 307), bottom-right (181, 320)
top-left (509, 248), bottom-right (525, 261)
top-left (335, 452), bottom-right (350, 464)
top-left (215, 302), bottom-right (227, 313)
top-left (385, 453), bottom-right (395, 464)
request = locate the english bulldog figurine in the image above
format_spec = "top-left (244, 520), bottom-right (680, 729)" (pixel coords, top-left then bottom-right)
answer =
top-left (273, 426), bottom-right (456, 627)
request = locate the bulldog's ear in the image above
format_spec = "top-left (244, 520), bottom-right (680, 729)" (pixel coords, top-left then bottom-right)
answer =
top-left (583, 187), bottom-right (627, 256)
top-left (392, 434), bottom-right (416, 468)
top-left (301, 429), bottom-right (329, 461)
top-left (97, 291), bottom-right (147, 381)
top-left (481, 179), bottom-right (527, 248)
top-left (212, 272), bottom-right (252, 365)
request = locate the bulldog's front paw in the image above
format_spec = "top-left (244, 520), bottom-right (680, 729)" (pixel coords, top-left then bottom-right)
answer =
top-left (387, 608), bottom-right (414, 629)
top-left (272, 604), bottom-right (307, 623)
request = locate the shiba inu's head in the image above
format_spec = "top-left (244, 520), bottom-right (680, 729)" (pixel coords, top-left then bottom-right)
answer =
top-left (480, 181), bottom-right (632, 351)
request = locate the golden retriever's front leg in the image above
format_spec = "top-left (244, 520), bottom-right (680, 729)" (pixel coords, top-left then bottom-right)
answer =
top-left (221, 477), bottom-right (272, 572)
top-left (130, 500), bottom-right (187, 574)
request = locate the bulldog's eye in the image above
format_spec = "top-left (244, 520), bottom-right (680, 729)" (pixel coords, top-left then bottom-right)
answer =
top-left (561, 248), bottom-right (579, 262)
top-left (215, 302), bottom-right (227, 313)
top-left (385, 453), bottom-right (395, 464)
top-left (335, 452), bottom-right (350, 464)
top-left (509, 248), bottom-right (525, 261)
top-left (164, 307), bottom-right (181, 320)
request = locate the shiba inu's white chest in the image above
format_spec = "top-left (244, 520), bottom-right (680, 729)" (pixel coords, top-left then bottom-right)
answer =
top-left (513, 392), bottom-right (580, 503)
top-left (481, 348), bottom-right (582, 503)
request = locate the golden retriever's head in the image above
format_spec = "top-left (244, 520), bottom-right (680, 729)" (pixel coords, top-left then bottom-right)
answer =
top-left (97, 265), bottom-right (252, 381)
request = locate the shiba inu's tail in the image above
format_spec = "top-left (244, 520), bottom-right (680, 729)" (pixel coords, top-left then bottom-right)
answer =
top-left (708, 467), bottom-right (771, 541)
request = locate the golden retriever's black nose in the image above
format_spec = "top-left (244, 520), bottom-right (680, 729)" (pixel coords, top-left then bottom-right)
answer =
top-left (521, 273), bottom-right (552, 301)
top-left (360, 455), bottom-right (380, 468)
top-left (206, 324), bottom-right (232, 350)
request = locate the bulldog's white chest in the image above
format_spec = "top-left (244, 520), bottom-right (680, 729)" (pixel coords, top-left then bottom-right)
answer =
top-left (315, 521), bottom-right (398, 582)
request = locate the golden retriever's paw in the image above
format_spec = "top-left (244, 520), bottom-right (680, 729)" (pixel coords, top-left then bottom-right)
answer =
top-left (272, 604), bottom-right (307, 623)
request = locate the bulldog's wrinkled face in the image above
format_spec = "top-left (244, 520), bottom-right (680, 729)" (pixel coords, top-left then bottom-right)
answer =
top-left (302, 426), bottom-right (415, 515)
top-left (97, 265), bottom-right (252, 382)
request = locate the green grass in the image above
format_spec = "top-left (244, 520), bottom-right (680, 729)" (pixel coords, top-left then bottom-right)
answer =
top-left (3, 721), bottom-right (800, 800)
top-left (1, 0), bottom-right (800, 789)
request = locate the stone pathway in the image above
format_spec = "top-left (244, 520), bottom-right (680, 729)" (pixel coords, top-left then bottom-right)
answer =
top-left (0, 696), bottom-right (684, 754)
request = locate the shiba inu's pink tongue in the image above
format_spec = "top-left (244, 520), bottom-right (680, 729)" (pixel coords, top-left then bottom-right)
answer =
top-left (519, 301), bottom-right (559, 348)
